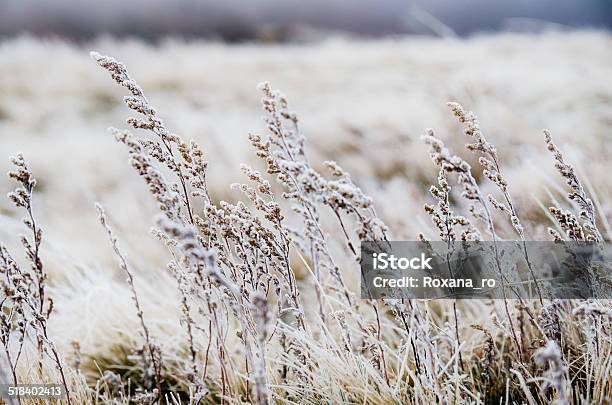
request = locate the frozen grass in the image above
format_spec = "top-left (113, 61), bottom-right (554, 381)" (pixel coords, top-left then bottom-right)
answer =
top-left (0, 32), bottom-right (611, 404)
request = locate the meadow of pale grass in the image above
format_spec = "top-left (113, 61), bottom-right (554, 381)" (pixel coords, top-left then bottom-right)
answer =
top-left (0, 31), bottom-right (611, 404)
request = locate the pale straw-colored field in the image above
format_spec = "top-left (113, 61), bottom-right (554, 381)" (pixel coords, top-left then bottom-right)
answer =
top-left (0, 31), bottom-right (610, 403)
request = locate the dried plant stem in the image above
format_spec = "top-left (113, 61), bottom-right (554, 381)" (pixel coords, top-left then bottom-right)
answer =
top-left (448, 102), bottom-right (544, 304)
top-left (4, 154), bottom-right (73, 405)
top-left (96, 203), bottom-right (164, 399)
top-left (422, 133), bottom-right (523, 360)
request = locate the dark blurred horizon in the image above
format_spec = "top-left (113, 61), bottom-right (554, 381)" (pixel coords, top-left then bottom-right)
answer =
top-left (1, 0), bottom-right (611, 42)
